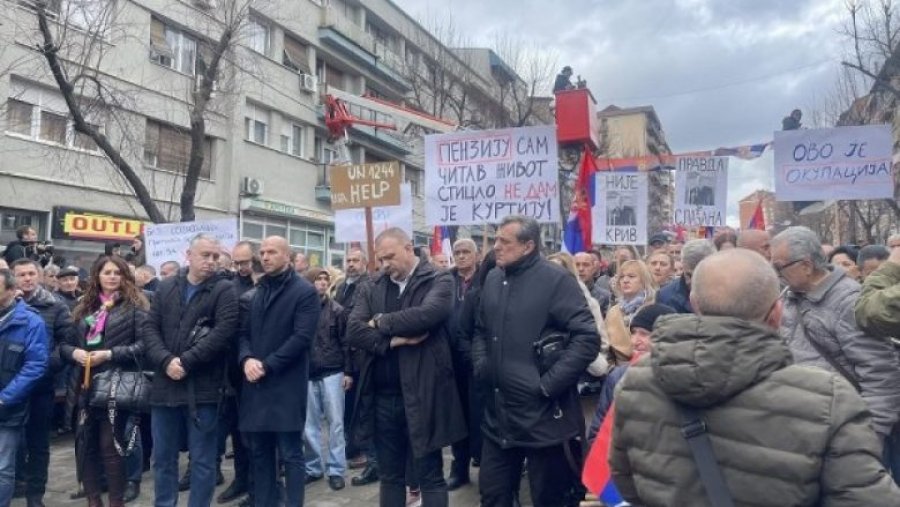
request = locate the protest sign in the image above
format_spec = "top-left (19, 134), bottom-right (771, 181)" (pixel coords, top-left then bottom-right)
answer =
top-left (424, 125), bottom-right (560, 226)
top-left (773, 125), bottom-right (894, 201)
top-left (330, 161), bottom-right (402, 210)
top-left (144, 218), bottom-right (238, 274)
top-left (673, 156), bottom-right (728, 227)
top-left (334, 183), bottom-right (413, 242)
top-left (593, 172), bottom-right (648, 245)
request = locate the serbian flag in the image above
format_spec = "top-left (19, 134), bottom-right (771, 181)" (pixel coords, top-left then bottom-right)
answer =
top-left (748, 200), bottom-right (766, 230)
top-left (431, 226), bottom-right (454, 263)
top-left (563, 145), bottom-right (597, 253)
top-left (582, 400), bottom-right (626, 505)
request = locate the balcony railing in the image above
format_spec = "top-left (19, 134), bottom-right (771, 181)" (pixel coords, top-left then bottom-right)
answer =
top-left (319, 7), bottom-right (406, 79)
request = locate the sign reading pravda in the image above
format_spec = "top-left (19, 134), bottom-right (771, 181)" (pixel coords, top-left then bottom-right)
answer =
top-left (424, 125), bottom-right (560, 226)
top-left (329, 161), bottom-right (402, 210)
top-left (673, 155), bottom-right (728, 228)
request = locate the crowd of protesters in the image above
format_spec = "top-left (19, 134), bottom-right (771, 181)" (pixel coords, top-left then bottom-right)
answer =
top-left (0, 221), bottom-right (899, 506)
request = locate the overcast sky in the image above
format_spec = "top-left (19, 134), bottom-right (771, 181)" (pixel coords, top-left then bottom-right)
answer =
top-left (392, 0), bottom-right (849, 226)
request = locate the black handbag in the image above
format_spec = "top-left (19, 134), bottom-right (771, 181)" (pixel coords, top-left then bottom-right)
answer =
top-left (89, 368), bottom-right (152, 413)
top-left (533, 329), bottom-right (569, 374)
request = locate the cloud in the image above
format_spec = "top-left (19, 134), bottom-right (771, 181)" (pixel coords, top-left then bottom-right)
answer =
top-left (392, 0), bottom-right (850, 227)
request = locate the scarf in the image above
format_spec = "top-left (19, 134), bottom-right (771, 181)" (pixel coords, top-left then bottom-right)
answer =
top-left (619, 290), bottom-right (647, 317)
top-left (84, 292), bottom-right (118, 347)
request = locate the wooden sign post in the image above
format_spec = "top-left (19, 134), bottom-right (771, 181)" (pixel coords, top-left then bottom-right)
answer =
top-left (329, 161), bottom-right (402, 272)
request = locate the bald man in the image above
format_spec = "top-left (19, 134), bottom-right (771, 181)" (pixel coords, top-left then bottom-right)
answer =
top-left (239, 236), bottom-right (320, 506)
top-left (574, 252), bottom-right (611, 310)
top-left (737, 229), bottom-right (771, 261)
top-left (610, 249), bottom-right (899, 504)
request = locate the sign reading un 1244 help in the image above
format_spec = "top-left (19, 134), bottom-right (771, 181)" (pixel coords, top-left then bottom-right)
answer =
top-left (424, 125), bottom-right (560, 226)
top-left (330, 161), bottom-right (402, 210)
top-left (773, 125), bottom-right (895, 201)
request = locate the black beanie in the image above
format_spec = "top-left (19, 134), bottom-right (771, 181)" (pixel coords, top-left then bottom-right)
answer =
top-left (630, 303), bottom-right (677, 332)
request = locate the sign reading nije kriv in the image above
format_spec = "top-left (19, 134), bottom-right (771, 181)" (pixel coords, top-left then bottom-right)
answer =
top-left (424, 125), bottom-right (560, 226)
top-left (773, 125), bottom-right (894, 201)
top-left (144, 218), bottom-right (238, 275)
top-left (674, 156), bottom-right (728, 227)
top-left (593, 172), bottom-right (648, 246)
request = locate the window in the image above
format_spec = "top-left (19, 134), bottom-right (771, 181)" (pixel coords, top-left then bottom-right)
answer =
top-left (150, 18), bottom-right (197, 75)
top-left (5, 94), bottom-right (99, 152)
top-left (247, 17), bottom-right (270, 56)
top-left (144, 119), bottom-right (212, 179)
top-left (65, 0), bottom-right (107, 31)
top-left (280, 123), bottom-right (304, 157)
top-left (406, 167), bottom-right (422, 196)
top-left (244, 103), bottom-right (269, 145)
top-left (282, 35), bottom-right (309, 73)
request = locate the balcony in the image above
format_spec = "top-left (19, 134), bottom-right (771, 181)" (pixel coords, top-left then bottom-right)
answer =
top-left (315, 164), bottom-right (331, 203)
top-left (318, 7), bottom-right (411, 92)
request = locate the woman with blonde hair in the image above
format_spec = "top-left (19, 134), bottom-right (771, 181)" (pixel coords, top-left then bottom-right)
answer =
top-left (62, 256), bottom-right (149, 507)
top-left (547, 252), bottom-right (610, 375)
top-left (605, 259), bottom-right (656, 365)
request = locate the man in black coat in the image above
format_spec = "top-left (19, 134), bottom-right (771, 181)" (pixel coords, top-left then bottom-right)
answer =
top-left (238, 236), bottom-right (319, 507)
top-left (348, 228), bottom-right (465, 507)
top-left (144, 234), bottom-right (238, 507)
top-left (473, 216), bottom-right (599, 507)
top-left (11, 258), bottom-right (70, 507)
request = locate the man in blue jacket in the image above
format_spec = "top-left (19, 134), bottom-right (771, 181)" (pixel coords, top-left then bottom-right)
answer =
top-left (656, 239), bottom-right (715, 314)
top-left (0, 269), bottom-right (48, 507)
top-left (239, 236), bottom-right (319, 507)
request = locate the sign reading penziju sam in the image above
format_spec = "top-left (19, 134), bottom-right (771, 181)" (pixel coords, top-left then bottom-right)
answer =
top-left (329, 161), bottom-right (402, 210)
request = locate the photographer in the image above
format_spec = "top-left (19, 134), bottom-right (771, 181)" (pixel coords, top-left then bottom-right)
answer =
top-left (2, 226), bottom-right (55, 268)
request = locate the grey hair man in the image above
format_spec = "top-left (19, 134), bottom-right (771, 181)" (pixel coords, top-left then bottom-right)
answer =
top-left (772, 226), bottom-right (900, 442)
top-left (611, 249), bottom-right (900, 505)
top-left (656, 239), bottom-right (716, 313)
top-left (159, 260), bottom-right (180, 279)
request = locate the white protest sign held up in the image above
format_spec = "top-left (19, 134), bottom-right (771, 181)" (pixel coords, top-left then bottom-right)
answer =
top-left (773, 125), bottom-right (894, 201)
top-left (334, 183), bottom-right (413, 243)
top-left (673, 156), bottom-right (728, 227)
top-left (144, 218), bottom-right (238, 275)
top-left (424, 125), bottom-right (560, 226)
top-left (593, 172), bottom-right (648, 246)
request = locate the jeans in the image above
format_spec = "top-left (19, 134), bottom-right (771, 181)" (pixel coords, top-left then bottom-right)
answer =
top-left (0, 426), bottom-right (21, 507)
top-left (125, 417), bottom-right (143, 484)
top-left (883, 426), bottom-right (900, 485)
top-left (374, 394), bottom-right (446, 507)
top-left (247, 432), bottom-right (305, 507)
top-left (304, 373), bottom-right (347, 478)
top-left (151, 404), bottom-right (219, 507)
top-left (479, 437), bottom-right (584, 507)
top-left (18, 389), bottom-right (52, 497)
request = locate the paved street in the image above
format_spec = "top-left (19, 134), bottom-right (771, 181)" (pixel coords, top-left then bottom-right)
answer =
top-left (10, 435), bottom-right (493, 506)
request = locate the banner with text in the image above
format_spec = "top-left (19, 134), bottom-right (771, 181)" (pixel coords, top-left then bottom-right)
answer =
top-left (334, 183), bottom-right (413, 243)
top-left (424, 125), bottom-right (560, 226)
top-left (773, 125), bottom-right (894, 201)
top-left (144, 218), bottom-right (238, 275)
top-left (593, 172), bottom-right (648, 245)
top-left (674, 156), bottom-right (728, 227)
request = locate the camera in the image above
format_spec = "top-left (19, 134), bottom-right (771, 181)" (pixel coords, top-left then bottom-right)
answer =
top-left (23, 241), bottom-right (56, 266)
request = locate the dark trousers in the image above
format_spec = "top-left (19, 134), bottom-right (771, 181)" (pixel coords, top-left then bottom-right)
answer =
top-left (218, 396), bottom-right (250, 487)
top-left (247, 431), bottom-right (304, 507)
top-left (16, 389), bottom-right (53, 497)
top-left (479, 437), bottom-right (583, 507)
top-left (375, 394), bottom-right (446, 507)
top-left (450, 352), bottom-right (479, 471)
top-left (82, 409), bottom-right (126, 503)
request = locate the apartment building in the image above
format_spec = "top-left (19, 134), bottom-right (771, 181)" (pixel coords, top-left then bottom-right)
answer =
top-left (0, 0), bottom-right (533, 268)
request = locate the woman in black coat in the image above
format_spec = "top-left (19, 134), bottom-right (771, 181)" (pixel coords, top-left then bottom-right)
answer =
top-left (62, 255), bottom-right (149, 507)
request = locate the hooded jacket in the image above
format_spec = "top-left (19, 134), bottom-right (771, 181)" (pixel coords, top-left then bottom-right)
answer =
top-left (610, 315), bottom-right (900, 506)
top-left (780, 268), bottom-right (900, 436)
top-left (855, 260), bottom-right (900, 339)
top-left (0, 300), bottom-right (48, 426)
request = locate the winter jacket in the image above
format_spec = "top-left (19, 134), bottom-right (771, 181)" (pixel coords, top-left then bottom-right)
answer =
top-left (0, 300), bottom-right (48, 427)
top-left (781, 268), bottom-right (900, 437)
top-left (238, 268), bottom-right (319, 432)
top-left (348, 261), bottom-right (466, 458)
top-left (856, 260), bottom-right (900, 339)
top-left (61, 301), bottom-right (148, 377)
top-left (656, 275), bottom-right (692, 313)
top-left (2, 241), bottom-right (27, 265)
top-left (587, 275), bottom-right (612, 313)
top-left (56, 291), bottom-right (80, 312)
top-left (309, 297), bottom-right (348, 381)
top-left (587, 364), bottom-right (626, 444)
top-left (144, 270), bottom-right (238, 407)
top-left (24, 287), bottom-right (71, 392)
top-left (611, 314), bottom-right (900, 506)
top-left (473, 252), bottom-right (598, 448)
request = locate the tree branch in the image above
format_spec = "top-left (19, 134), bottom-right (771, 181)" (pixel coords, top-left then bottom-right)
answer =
top-left (841, 60), bottom-right (900, 97)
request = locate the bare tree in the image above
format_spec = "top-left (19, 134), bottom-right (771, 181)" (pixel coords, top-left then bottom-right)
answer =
top-left (23, 0), bottom-right (259, 223)
top-left (491, 32), bottom-right (558, 128)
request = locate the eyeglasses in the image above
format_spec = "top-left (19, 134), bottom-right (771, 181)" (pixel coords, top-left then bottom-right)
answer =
top-left (773, 258), bottom-right (804, 274)
top-left (763, 286), bottom-right (790, 323)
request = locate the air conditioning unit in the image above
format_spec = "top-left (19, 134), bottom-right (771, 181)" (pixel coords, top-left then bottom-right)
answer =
top-left (241, 177), bottom-right (264, 196)
top-left (299, 73), bottom-right (317, 94)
